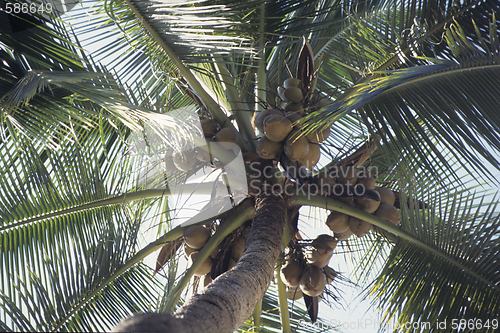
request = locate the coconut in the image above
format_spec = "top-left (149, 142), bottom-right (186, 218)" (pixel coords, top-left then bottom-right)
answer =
top-left (311, 234), bottom-right (337, 249)
top-left (305, 244), bottom-right (334, 268)
top-left (338, 196), bottom-right (355, 206)
top-left (348, 217), bottom-right (372, 237)
top-left (377, 187), bottom-right (396, 205)
top-left (317, 170), bottom-right (336, 195)
top-left (298, 143), bottom-right (321, 169)
top-left (374, 203), bottom-right (400, 225)
top-left (184, 244), bottom-right (197, 257)
top-left (287, 287), bottom-right (303, 300)
top-left (183, 225), bottom-right (211, 250)
top-left (254, 109), bottom-right (284, 132)
top-left (283, 78), bottom-right (302, 89)
top-left (299, 265), bottom-right (327, 297)
top-left (284, 129), bottom-right (309, 161)
top-left (326, 212), bottom-right (350, 233)
top-left (355, 189), bottom-right (381, 213)
top-left (215, 127), bottom-right (238, 149)
top-left (256, 136), bottom-right (284, 160)
top-left (189, 252), bottom-right (213, 276)
top-left (202, 273), bottom-right (212, 287)
top-left (329, 183), bottom-right (354, 200)
top-left (306, 126), bottom-right (331, 143)
top-left (334, 228), bottom-right (353, 241)
top-left (230, 236), bottom-right (246, 260)
top-left (284, 102), bottom-right (305, 115)
top-left (283, 87), bottom-right (304, 103)
top-left (356, 174), bottom-right (376, 190)
top-left (200, 119), bottom-right (217, 138)
top-left (355, 197), bottom-right (381, 213)
top-left (280, 260), bottom-right (303, 288)
top-left (264, 115), bottom-right (293, 142)
top-left (285, 111), bottom-right (303, 129)
top-left (334, 166), bottom-right (357, 184)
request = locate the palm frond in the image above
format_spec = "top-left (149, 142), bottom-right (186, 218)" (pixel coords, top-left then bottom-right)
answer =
top-left (0, 263), bottom-right (163, 332)
top-left (345, 142), bottom-right (495, 285)
top-left (267, 0), bottom-right (385, 91)
top-left (314, 0), bottom-right (498, 91)
top-left (1, 69), bottom-right (197, 148)
top-left (0, 127), bottom-right (174, 331)
top-left (366, 171), bottom-right (500, 331)
top-left (308, 15), bottom-right (500, 183)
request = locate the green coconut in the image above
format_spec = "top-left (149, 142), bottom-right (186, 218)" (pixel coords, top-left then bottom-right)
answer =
top-left (183, 225), bottom-right (211, 250)
top-left (283, 78), bottom-right (302, 89)
top-left (264, 115), bottom-right (293, 142)
top-left (284, 129), bottom-right (309, 161)
top-left (256, 136), bottom-right (284, 160)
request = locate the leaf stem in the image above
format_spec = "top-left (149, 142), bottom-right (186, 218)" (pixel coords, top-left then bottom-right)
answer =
top-left (123, 0), bottom-right (235, 133)
top-left (1, 184), bottom-right (218, 232)
top-left (252, 298), bottom-right (262, 332)
top-left (256, 2), bottom-right (267, 111)
top-left (276, 263), bottom-right (291, 333)
top-left (292, 193), bottom-right (498, 291)
top-left (213, 57), bottom-right (256, 151)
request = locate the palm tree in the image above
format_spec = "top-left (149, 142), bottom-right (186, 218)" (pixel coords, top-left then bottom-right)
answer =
top-left (1, 0), bottom-right (499, 332)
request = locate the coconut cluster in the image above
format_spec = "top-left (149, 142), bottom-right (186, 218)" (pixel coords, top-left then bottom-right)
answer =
top-left (280, 234), bottom-right (339, 298)
top-left (255, 78), bottom-right (330, 170)
top-left (183, 225), bottom-right (213, 277)
top-left (184, 225), bottom-right (249, 288)
top-left (163, 118), bottom-right (239, 173)
top-left (324, 170), bottom-right (400, 241)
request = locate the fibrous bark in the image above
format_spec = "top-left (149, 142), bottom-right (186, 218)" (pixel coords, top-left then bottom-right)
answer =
top-left (113, 194), bottom-right (286, 332)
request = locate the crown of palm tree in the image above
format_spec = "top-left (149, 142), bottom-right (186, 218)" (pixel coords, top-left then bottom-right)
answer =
top-left (1, 0), bottom-right (499, 332)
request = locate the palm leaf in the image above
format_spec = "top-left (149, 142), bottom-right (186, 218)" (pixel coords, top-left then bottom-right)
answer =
top-left (1, 68), bottom-right (196, 147)
top-left (363, 163), bottom-right (500, 331)
top-left (0, 122), bottom-right (185, 331)
top-left (307, 15), bottom-right (500, 184)
top-left (344, 143), bottom-right (495, 284)
top-left (314, 0), bottom-right (498, 89)
top-left (0, 264), bottom-right (163, 332)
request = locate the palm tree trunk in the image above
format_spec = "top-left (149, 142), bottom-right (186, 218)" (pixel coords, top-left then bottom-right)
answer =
top-left (113, 194), bottom-right (286, 333)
